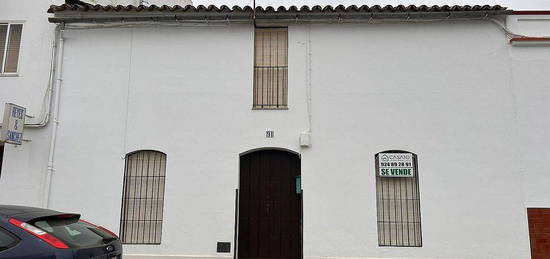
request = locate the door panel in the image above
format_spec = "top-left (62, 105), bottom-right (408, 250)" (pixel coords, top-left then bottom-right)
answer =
top-left (238, 150), bottom-right (302, 259)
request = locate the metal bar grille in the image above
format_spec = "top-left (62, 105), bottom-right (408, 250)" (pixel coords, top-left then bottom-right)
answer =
top-left (119, 150), bottom-right (167, 244)
top-left (253, 27), bottom-right (288, 109)
top-left (375, 152), bottom-right (422, 247)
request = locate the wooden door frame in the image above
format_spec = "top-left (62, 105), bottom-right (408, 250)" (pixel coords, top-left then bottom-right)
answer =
top-left (239, 147), bottom-right (301, 158)
top-left (235, 147), bottom-right (303, 259)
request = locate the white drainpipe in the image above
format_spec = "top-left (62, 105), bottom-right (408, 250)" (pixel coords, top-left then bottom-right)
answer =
top-left (43, 24), bottom-right (65, 208)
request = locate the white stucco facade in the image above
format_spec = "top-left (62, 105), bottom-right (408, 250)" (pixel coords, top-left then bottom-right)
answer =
top-left (2, 2), bottom-right (550, 259)
top-left (0, 0), bottom-right (62, 208)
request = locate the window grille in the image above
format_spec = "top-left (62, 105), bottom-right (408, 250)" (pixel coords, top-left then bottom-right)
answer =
top-left (253, 27), bottom-right (288, 109)
top-left (375, 152), bottom-right (422, 247)
top-left (120, 150), bottom-right (167, 244)
top-left (0, 23), bottom-right (23, 74)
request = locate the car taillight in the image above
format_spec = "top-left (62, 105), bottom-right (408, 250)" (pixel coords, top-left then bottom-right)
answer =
top-left (8, 218), bottom-right (69, 249)
top-left (79, 219), bottom-right (118, 238)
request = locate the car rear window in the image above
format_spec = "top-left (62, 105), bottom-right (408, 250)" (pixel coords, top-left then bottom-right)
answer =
top-left (0, 227), bottom-right (19, 251)
top-left (32, 218), bottom-right (116, 249)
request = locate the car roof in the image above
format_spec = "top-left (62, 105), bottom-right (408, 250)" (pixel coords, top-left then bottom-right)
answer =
top-left (0, 205), bottom-right (80, 222)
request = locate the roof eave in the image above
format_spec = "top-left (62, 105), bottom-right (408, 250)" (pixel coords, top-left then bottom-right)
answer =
top-left (48, 9), bottom-right (513, 24)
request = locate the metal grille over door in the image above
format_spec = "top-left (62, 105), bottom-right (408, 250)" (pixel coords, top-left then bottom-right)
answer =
top-left (375, 151), bottom-right (422, 247)
top-left (120, 150), bottom-right (167, 244)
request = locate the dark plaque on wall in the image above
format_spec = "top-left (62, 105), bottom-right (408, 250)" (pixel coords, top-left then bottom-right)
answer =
top-left (217, 242), bottom-right (231, 253)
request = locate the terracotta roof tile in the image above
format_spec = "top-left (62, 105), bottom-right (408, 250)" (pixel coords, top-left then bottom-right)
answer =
top-left (48, 3), bottom-right (508, 14)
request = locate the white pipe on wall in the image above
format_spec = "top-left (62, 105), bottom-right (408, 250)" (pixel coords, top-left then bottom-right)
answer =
top-left (24, 28), bottom-right (59, 128)
top-left (0, 25), bottom-right (58, 129)
top-left (42, 24), bottom-right (65, 208)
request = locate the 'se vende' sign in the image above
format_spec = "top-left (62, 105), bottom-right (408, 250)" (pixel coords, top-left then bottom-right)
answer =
top-left (0, 103), bottom-right (26, 145)
top-left (378, 152), bottom-right (414, 177)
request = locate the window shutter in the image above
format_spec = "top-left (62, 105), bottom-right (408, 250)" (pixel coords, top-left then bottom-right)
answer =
top-left (4, 24), bottom-right (22, 73)
top-left (0, 24), bottom-right (8, 73)
top-left (253, 28), bottom-right (288, 109)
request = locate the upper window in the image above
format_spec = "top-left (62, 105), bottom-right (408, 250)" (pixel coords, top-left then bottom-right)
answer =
top-left (119, 150), bottom-right (167, 244)
top-left (375, 151), bottom-right (422, 247)
top-left (253, 27), bottom-right (288, 109)
top-left (0, 23), bottom-right (23, 75)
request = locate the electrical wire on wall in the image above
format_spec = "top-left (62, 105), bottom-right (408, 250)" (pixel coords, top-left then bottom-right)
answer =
top-left (489, 17), bottom-right (550, 39)
top-left (121, 28), bottom-right (134, 160)
top-left (305, 25), bottom-right (312, 136)
top-left (253, 0), bottom-right (256, 21)
top-left (24, 34), bottom-right (58, 128)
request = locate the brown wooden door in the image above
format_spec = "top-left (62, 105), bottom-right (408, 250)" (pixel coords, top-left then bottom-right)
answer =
top-left (238, 149), bottom-right (302, 259)
top-left (528, 208), bottom-right (550, 259)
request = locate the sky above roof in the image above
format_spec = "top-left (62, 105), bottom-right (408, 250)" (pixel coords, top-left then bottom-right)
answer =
top-left (192, 0), bottom-right (550, 10)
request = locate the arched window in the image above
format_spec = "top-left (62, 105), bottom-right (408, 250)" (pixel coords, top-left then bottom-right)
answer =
top-left (375, 151), bottom-right (422, 247)
top-left (119, 150), bottom-right (167, 244)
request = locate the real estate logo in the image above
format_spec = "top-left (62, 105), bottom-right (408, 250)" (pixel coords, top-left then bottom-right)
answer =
top-left (378, 152), bottom-right (414, 177)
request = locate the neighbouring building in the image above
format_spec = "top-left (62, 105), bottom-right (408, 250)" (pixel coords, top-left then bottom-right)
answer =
top-left (1, 1), bottom-right (550, 258)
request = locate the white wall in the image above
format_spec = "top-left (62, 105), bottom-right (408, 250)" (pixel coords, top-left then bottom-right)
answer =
top-left (0, 0), bottom-right (61, 116)
top-left (513, 47), bottom-right (550, 203)
top-left (28, 19), bottom-right (537, 259)
top-left (507, 14), bottom-right (550, 36)
top-left (303, 22), bottom-right (529, 259)
top-left (0, 0), bottom-right (62, 207)
top-left (2, 1), bottom-right (550, 258)
top-left (45, 23), bottom-right (307, 255)
top-left (508, 15), bottom-right (550, 209)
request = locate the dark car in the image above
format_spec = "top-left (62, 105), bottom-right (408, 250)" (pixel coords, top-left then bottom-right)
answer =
top-left (0, 205), bottom-right (122, 259)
